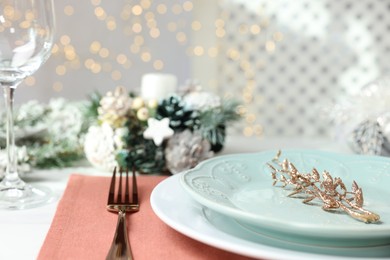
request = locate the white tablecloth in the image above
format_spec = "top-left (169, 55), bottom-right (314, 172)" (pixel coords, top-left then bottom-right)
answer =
top-left (0, 136), bottom-right (350, 260)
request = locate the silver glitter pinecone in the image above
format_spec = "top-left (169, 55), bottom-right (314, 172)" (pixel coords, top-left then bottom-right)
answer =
top-left (165, 130), bottom-right (213, 174)
top-left (349, 120), bottom-right (385, 155)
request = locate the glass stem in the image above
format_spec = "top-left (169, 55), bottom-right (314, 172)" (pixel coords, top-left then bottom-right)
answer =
top-left (2, 85), bottom-right (19, 184)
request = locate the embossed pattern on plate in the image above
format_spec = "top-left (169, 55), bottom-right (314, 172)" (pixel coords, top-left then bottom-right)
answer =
top-left (180, 150), bottom-right (390, 247)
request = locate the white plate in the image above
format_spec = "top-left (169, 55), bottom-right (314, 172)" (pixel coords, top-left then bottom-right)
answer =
top-left (151, 174), bottom-right (390, 260)
top-left (180, 150), bottom-right (390, 247)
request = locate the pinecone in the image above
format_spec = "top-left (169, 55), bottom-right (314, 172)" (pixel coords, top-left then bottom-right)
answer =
top-left (156, 95), bottom-right (199, 131)
top-left (98, 86), bottom-right (132, 128)
top-left (350, 120), bottom-right (385, 155)
top-left (165, 130), bottom-right (213, 174)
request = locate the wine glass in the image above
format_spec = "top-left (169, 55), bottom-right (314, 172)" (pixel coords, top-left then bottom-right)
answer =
top-left (0, 0), bottom-right (55, 209)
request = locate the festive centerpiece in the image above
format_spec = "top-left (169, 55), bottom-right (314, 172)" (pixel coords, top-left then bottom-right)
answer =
top-left (0, 75), bottom-right (241, 177)
top-left (84, 76), bottom-right (241, 174)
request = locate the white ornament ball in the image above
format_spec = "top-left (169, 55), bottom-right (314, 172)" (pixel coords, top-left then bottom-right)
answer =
top-left (84, 123), bottom-right (118, 171)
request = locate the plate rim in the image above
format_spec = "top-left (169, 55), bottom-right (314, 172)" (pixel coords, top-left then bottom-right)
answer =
top-left (151, 174), bottom-right (389, 260)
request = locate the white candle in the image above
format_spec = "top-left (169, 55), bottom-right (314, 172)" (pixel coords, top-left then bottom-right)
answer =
top-left (140, 73), bottom-right (178, 101)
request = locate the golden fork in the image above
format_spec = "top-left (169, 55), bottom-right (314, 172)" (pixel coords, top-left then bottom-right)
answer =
top-left (106, 167), bottom-right (139, 260)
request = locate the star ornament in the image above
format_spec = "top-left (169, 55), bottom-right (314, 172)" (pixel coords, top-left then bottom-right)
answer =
top-left (143, 118), bottom-right (174, 146)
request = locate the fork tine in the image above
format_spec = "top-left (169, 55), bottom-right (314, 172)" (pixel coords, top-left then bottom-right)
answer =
top-left (124, 168), bottom-right (130, 203)
top-left (107, 167), bottom-right (116, 204)
top-left (132, 166), bottom-right (138, 204)
top-left (117, 167), bottom-right (123, 203)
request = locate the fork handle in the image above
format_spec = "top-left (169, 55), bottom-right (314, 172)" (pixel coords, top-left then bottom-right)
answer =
top-left (106, 210), bottom-right (133, 260)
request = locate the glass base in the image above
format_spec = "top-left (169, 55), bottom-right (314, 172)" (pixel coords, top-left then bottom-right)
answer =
top-left (0, 179), bottom-right (55, 210)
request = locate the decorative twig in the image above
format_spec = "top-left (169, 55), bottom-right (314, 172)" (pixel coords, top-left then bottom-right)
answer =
top-left (267, 150), bottom-right (380, 224)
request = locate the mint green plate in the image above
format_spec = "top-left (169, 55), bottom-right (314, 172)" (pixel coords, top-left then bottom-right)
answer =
top-left (180, 149), bottom-right (390, 247)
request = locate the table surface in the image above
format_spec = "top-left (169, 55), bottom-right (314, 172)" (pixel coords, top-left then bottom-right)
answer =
top-left (0, 136), bottom-right (351, 260)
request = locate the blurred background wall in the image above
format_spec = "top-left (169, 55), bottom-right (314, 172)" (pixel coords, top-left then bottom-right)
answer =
top-left (12, 0), bottom-right (390, 137)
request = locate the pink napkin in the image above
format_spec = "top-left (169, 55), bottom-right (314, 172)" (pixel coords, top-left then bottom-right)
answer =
top-left (38, 174), bottom-right (254, 260)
